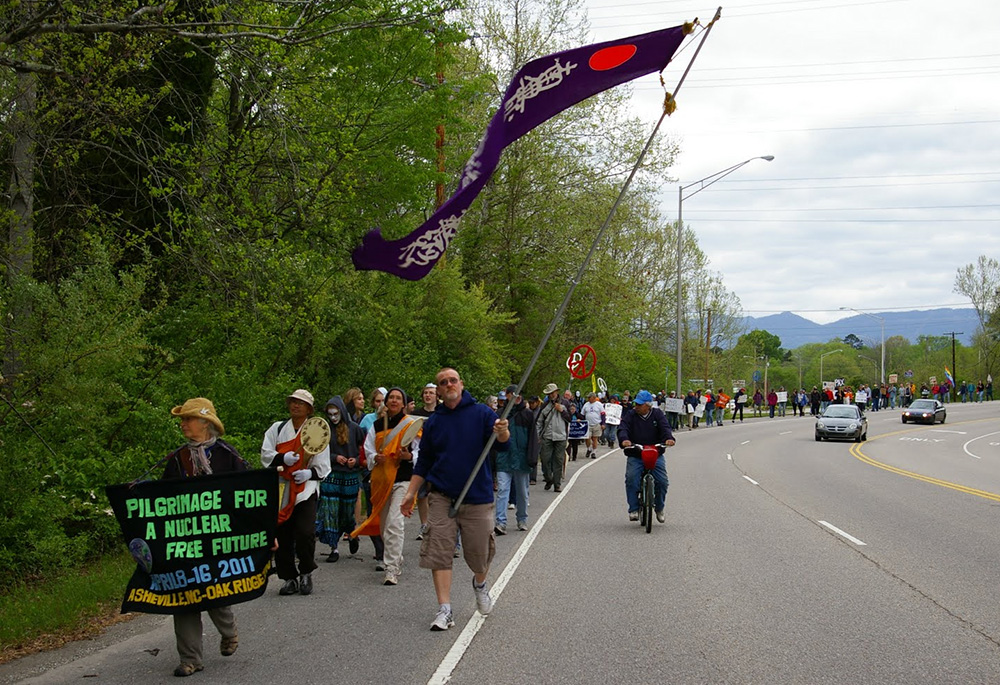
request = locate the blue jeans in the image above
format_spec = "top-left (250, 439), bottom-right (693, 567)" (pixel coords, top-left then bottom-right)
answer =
top-left (495, 471), bottom-right (529, 526)
top-left (625, 455), bottom-right (668, 514)
top-left (704, 406), bottom-right (714, 426)
top-left (603, 423), bottom-right (618, 445)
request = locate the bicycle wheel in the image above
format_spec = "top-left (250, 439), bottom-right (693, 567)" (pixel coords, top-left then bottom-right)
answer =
top-left (643, 473), bottom-right (654, 534)
top-left (639, 483), bottom-right (647, 527)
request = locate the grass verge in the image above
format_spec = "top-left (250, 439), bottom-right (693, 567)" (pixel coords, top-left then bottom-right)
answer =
top-left (0, 552), bottom-right (138, 665)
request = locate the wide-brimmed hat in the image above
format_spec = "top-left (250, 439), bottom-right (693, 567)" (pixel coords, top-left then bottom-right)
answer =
top-left (171, 398), bottom-right (225, 435)
top-left (286, 388), bottom-right (315, 407)
top-left (543, 382), bottom-right (559, 394)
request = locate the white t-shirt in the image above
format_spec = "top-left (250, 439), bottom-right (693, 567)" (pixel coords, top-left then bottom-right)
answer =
top-left (582, 400), bottom-right (604, 426)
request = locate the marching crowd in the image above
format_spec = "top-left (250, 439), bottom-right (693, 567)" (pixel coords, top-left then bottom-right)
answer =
top-left (157, 370), bottom-right (992, 677)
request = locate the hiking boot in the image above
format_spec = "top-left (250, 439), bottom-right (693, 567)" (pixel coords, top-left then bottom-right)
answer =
top-left (220, 633), bottom-right (239, 657)
top-left (430, 607), bottom-right (454, 631)
top-left (473, 579), bottom-right (494, 615)
top-left (174, 663), bottom-right (204, 677)
top-left (278, 578), bottom-right (299, 595)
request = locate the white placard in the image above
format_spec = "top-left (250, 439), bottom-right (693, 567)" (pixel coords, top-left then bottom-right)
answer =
top-left (604, 403), bottom-right (622, 425)
top-left (776, 391), bottom-right (788, 403)
top-left (663, 397), bottom-right (685, 414)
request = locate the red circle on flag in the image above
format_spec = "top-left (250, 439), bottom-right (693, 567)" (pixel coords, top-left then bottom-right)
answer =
top-left (589, 44), bottom-right (637, 71)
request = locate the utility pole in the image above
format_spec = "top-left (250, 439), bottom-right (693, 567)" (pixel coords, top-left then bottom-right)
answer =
top-left (705, 309), bottom-right (712, 389)
top-left (946, 331), bottom-right (964, 400)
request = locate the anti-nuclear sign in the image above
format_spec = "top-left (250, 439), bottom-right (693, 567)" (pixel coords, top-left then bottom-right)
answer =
top-left (106, 469), bottom-right (277, 615)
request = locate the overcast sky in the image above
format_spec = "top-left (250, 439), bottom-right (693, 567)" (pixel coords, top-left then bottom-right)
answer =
top-left (582, 0), bottom-right (999, 325)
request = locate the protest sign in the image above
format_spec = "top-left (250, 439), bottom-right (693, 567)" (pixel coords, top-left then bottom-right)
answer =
top-left (663, 398), bottom-right (685, 414)
top-left (604, 403), bottom-right (622, 425)
top-left (106, 469), bottom-right (277, 615)
top-left (568, 420), bottom-right (589, 440)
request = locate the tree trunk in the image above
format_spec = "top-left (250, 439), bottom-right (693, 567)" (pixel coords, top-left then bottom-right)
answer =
top-left (3, 68), bottom-right (37, 386)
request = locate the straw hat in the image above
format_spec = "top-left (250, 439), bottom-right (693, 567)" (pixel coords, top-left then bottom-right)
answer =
top-left (286, 388), bottom-right (315, 407)
top-left (171, 398), bottom-right (225, 435)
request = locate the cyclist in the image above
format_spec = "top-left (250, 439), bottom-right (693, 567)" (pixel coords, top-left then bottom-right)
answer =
top-left (617, 390), bottom-right (675, 523)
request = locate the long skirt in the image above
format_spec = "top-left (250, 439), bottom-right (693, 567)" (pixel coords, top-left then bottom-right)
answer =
top-left (316, 470), bottom-right (361, 547)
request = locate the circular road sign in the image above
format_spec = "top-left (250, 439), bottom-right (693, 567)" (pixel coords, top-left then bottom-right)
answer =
top-left (568, 344), bottom-right (597, 379)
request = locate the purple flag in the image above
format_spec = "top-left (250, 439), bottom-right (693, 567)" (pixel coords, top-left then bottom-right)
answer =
top-left (352, 25), bottom-right (688, 280)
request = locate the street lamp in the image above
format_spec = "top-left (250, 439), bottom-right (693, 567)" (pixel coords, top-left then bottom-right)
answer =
top-left (675, 155), bottom-right (774, 396)
top-left (820, 349), bottom-right (843, 388)
top-left (840, 306), bottom-right (885, 385)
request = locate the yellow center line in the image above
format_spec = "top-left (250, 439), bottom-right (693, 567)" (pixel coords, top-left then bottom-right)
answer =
top-left (850, 418), bottom-right (1000, 503)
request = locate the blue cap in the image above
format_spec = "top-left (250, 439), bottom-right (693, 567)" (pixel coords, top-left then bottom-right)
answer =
top-left (634, 390), bottom-right (654, 405)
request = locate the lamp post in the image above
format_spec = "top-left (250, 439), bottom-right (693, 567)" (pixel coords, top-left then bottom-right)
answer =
top-left (820, 349), bottom-right (843, 388)
top-left (840, 307), bottom-right (885, 385)
top-left (675, 155), bottom-right (774, 396)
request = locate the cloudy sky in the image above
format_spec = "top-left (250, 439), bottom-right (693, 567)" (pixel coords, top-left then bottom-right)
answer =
top-left (582, 0), bottom-right (999, 325)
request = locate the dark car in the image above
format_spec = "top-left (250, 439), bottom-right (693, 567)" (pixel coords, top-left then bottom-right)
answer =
top-left (901, 398), bottom-right (946, 424)
top-left (815, 404), bottom-right (868, 442)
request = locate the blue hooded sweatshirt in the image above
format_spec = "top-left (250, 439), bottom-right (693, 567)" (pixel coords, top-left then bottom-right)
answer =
top-left (413, 390), bottom-right (506, 504)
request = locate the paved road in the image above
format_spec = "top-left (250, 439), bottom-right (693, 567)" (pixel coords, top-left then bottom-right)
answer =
top-left (3, 402), bottom-right (999, 684)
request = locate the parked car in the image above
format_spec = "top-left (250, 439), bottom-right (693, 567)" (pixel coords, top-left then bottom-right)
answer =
top-left (901, 398), bottom-right (946, 424)
top-left (815, 404), bottom-right (868, 442)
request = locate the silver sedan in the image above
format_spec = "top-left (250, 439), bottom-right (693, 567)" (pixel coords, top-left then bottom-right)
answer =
top-left (815, 404), bottom-right (868, 442)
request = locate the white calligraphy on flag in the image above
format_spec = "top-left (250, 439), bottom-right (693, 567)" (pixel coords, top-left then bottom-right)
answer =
top-left (399, 213), bottom-right (464, 268)
top-left (503, 58), bottom-right (578, 121)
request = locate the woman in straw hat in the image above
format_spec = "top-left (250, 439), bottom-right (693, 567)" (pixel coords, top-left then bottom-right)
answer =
top-left (164, 398), bottom-right (246, 677)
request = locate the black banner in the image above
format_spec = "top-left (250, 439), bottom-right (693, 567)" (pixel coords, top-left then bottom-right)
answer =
top-left (106, 469), bottom-right (277, 614)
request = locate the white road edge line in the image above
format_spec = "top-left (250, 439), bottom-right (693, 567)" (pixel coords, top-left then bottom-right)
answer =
top-left (962, 430), bottom-right (1000, 460)
top-left (779, 431), bottom-right (792, 435)
top-left (427, 449), bottom-right (617, 685)
top-left (818, 520), bottom-right (867, 546)
top-left (741, 440), bottom-right (750, 445)
top-left (727, 453), bottom-right (732, 461)
top-left (743, 475), bottom-right (759, 486)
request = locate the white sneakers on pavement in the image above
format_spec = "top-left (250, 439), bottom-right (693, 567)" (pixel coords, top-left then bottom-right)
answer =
top-left (473, 579), bottom-right (493, 615)
top-left (656, 510), bottom-right (665, 523)
top-left (430, 607), bottom-right (454, 631)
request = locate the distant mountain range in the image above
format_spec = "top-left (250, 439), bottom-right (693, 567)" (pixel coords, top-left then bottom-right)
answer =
top-left (742, 308), bottom-right (979, 350)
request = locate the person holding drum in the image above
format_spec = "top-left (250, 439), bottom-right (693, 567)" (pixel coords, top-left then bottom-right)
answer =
top-left (352, 387), bottom-right (422, 586)
top-left (164, 398), bottom-right (246, 677)
top-left (261, 389), bottom-right (332, 596)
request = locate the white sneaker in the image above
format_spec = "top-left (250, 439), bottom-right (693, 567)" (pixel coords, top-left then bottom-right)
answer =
top-left (430, 607), bottom-right (454, 631)
top-left (507, 503), bottom-right (516, 510)
top-left (628, 511), bottom-right (639, 522)
top-left (473, 579), bottom-right (493, 615)
top-left (383, 572), bottom-right (398, 586)
top-left (656, 510), bottom-right (665, 523)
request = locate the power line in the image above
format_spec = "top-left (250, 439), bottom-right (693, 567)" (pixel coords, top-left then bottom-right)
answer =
top-left (679, 218), bottom-right (997, 223)
top-left (688, 204), bottom-right (1000, 212)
